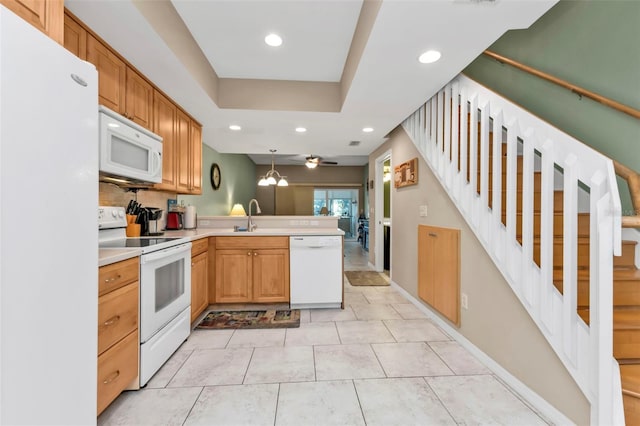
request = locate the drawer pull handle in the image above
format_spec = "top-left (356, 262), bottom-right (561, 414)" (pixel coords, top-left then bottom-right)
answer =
top-left (103, 370), bottom-right (120, 384)
top-left (103, 315), bottom-right (120, 326)
top-left (104, 274), bottom-right (121, 283)
top-left (428, 233), bottom-right (438, 237)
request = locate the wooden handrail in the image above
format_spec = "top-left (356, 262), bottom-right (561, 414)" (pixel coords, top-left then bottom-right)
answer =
top-left (482, 50), bottom-right (640, 120)
top-left (483, 50), bottom-right (640, 228)
top-left (614, 161), bottom-right (640, 228)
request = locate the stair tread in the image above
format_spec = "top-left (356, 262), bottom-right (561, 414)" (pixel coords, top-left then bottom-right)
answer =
top-left (620, 365), bottom-right (640, 396)
top-left (555, 268), bottom-right (640, 281)
top-left (578, 308), bottom-right (640, 330)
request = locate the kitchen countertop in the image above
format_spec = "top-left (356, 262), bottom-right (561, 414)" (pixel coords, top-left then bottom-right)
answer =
top-left (99, 248), bottom-right (142, 267)
top-left (98, 227), bottom-right (344, 267)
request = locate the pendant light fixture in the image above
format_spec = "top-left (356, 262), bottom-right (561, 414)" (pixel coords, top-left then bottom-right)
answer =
top-left (258, 149), bottom-right (288, 187)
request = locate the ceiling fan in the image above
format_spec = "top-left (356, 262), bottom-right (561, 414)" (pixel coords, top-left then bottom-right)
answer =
top-left (304, 155), bottom-right (338, 169)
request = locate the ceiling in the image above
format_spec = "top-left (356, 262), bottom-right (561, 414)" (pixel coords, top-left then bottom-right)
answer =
top-left (66, 0), bottom-right (556, 166)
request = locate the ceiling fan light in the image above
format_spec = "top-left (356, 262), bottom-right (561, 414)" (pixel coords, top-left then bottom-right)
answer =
top-left (277, 178), bottom-right (289, 186)
top-left (305, 161), bottom-right (318, 169)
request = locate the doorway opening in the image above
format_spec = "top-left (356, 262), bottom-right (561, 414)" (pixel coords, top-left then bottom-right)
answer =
top-left (374, 150), bottom-right (392, 275)
top-left (313, 188), bottom-right (359, 239)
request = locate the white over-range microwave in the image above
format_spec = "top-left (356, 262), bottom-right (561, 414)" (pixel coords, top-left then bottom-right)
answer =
top-left (99, 105), bottom-right (163, 184)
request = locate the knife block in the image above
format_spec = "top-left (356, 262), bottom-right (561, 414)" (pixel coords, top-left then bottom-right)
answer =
top-left (126, 223), bottom-right (140, 237)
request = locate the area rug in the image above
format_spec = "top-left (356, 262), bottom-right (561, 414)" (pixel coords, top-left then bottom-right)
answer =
top-left (197, 309), bottom-right (300, 330)
top-left (345, 271), bottom-right (390, 286)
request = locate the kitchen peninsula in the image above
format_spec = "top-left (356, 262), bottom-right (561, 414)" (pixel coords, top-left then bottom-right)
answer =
top-left (99, 214), bottom-right (345, 317)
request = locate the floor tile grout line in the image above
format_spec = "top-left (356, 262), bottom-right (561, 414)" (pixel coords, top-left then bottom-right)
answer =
top-left (241, 347), bottom-right (256, 385)
top-left (162, 348), bottom-right (195, 389)
top-left (425, 341), bottom-right (457, 377)
top-left (421, 376), bottom-right (459, 424)
top-left (180, 385), bottom-right (205, 426)
top-left (273, 383), bottom-right (281, 426)
top-left (369, 343), bottom-right (391, 378)
top-left (350, 379), bottom-right (369, 426)
top-left (492, 373), bottom-right (553, 425)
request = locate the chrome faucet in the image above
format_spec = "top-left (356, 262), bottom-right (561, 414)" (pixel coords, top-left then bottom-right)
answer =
top-left (248, 199), bottom-right (261, 232)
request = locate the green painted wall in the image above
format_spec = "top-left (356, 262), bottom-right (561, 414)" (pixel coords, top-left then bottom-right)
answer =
top-left (463, 0), bottom-right (640, 215)
top-left (178, 144), bottom-right (256, 216)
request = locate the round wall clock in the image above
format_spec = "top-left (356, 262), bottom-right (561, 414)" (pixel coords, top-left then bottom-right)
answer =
top-left (210, 163), bottom-right (221, 190)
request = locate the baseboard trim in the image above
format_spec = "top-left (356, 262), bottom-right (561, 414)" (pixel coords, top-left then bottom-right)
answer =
top-left (389, 280), bottom-right (576, 426)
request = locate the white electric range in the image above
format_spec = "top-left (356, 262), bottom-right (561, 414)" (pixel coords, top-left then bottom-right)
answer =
top-left (98, 206), bottom-right (192, 386)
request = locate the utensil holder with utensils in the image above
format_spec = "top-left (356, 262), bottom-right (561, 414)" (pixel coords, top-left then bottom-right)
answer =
top-left (126, 214), bottom-right (140, 237)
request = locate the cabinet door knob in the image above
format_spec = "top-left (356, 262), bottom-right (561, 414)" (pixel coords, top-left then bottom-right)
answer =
top-left (103, 315), bottom-right (120, 326)
top-left (103, 370), bottom-right (120, 384)
top-left (247, 252), bottom-right (251, 256)
top-left (254, 252), bottom-right (258, 256)
top-left (105, 274), bottom-right (121, 283)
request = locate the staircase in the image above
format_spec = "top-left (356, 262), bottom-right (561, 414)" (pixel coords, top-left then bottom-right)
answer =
top-left (403, 74), bottom-right (633, 424)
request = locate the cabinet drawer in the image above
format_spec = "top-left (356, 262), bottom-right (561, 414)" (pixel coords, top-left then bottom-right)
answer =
top-left (216, 236), bottom-right (289, 250)
top-left (99, 257), bottom-right (139, 296)
top-left (98, 282), bottom-right (138, 355)
top-left (191, 238), bottom-right (208, 257)
top-left (97, 330), bottom-right (138, 415)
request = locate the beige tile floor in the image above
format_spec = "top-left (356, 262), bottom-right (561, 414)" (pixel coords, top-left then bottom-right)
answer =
top-left (98, 241), bottom-right (549, 425)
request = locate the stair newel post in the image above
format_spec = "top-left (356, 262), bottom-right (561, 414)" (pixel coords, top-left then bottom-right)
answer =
top-left (539, 140), bottom-right (556, 333)
top-left (491, 111), bottom-right (505, 262)
top-left (589, 173), bottom-right (616, 424)
top-left (505, 120), bottom-right (520, 284)
top-left (561, 154), bottom-right (579, 366)
top-left (521, 129), bottom-right (537, 308)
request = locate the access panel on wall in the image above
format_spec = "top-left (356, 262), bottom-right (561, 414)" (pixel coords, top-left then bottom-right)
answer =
top-left (417, 225), bottom-right (460, 326)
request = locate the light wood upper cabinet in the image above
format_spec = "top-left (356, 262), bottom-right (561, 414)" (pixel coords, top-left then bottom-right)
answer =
top-left (189, 121), bottom-right (203, 194)
top-left (176, 109), bottom-right (191, 194)
top-left (153, 90), bottom-right (177, 191)
top-left (87, 34), bottom-right (126, 113)
top-left (418, 225), bottom-right (460, 326)
top-left (1, 0), bottom-right (63, 44)
top-left (125, 69), bottom-right (153, 129)
top-left (63, 13), bottom-right (85, 59)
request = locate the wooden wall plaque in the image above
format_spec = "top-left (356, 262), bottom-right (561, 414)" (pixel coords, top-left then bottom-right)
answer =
top-left (394, 157), bottom-right (418, 188)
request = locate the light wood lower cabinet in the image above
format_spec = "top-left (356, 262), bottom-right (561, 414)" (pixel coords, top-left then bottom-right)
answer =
top-left (190, 238), bottom-right (209, 322)
top-left (97, 257), bottom-right (139, 416)
top-left (418, 225), bottom-right (460, 326)
top-left (215, 237), bottom-right (289, 303)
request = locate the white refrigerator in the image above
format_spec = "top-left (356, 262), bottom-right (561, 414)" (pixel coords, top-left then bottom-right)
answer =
top-left (0, 6), bottom-right (98, 425)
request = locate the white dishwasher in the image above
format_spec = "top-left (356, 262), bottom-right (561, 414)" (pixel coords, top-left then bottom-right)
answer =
top-left (290, 235), bottom-right (343, 309)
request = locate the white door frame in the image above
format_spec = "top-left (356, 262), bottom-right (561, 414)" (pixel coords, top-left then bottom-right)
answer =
top-left (374, 150), bottom-right (391, 272)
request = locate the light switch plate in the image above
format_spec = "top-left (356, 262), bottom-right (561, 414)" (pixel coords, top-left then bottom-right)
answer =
top-left (419, 205), bottom-right (428, 217)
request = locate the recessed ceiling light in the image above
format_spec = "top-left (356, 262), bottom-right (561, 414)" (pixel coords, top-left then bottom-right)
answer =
top-left (362, 127), bottom-right (374, 133)
top-left (229, 124), bottom-right (242, 131)
top-left (295, 127), bottom-right (307, 133)
top-left (264, 33), bottom-right (283, 47)
top-left (418, 50), bottom-right (441, 64)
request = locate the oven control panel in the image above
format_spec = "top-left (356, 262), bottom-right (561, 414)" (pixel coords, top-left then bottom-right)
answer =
top-left (99, 206), bottom-right (126, 229)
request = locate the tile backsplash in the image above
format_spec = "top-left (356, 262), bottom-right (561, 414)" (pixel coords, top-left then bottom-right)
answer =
top-left (99, 182), bottom-right (176, 229)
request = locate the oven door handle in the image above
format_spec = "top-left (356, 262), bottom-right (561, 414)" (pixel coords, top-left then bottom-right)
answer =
top-left (140, 243), bottom-right (192, 263)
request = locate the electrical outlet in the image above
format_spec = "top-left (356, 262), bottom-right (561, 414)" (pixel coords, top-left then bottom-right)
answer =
top-left (419, 205), bottom-right (428, 217)
top-left (461, 293), bottom-right (469, 310)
